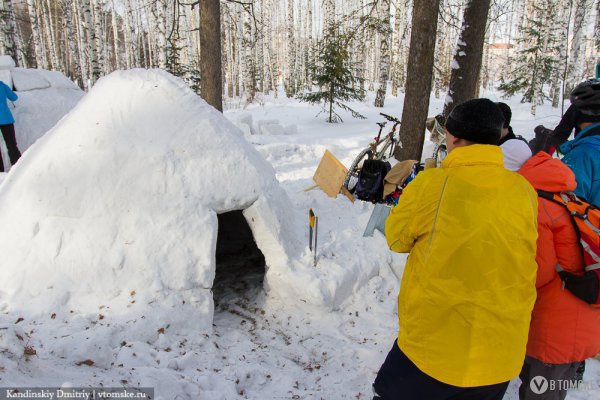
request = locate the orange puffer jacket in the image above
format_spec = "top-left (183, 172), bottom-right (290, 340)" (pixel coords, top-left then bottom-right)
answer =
top-left (519, 152), bottom-right (600, 364)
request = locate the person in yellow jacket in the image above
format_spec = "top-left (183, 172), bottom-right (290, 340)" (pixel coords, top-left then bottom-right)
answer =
top-left (373, 98), bottom-right (539, 400)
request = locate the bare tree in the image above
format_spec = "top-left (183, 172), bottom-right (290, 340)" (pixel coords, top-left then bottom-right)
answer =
top-left (26, 0), bottom-right (47, 68)
top-left (242, 2), bottom-right (256, 103)
top-left (567, 0), bottom-right (592, 92)
top-left (199, 0), bottom-right (223, 112)
top-left (374, 0), bottom-right (391, 107)
top-left (0, 0), bottom-right (19, 62)
top-left (394, 0), bottom-right (440, 161)
top-left (442, 0), bottom-right (492, 119)
top-left (286, 0), bottom-right (296, 97)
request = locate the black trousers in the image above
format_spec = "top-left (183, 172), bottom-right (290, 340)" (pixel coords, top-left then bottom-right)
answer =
top-left (373, 341), bottom-right (509, 400)
top-left (518, 356), bottom-right (580, 400)
top-left (0, 124), bottom-right (21, 172)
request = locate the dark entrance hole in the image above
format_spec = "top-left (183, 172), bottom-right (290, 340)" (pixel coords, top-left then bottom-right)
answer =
top-left (213, 210), bottom-right (266, 308)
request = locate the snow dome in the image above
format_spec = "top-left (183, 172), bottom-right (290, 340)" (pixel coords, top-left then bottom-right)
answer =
top-left (0, 69), bottom-right (303, 340)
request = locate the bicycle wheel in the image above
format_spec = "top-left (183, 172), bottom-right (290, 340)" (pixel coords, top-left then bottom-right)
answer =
top-left (343, 147), bottom-right (373, 192)
top-left (433, 143), bottom-right (447, 167)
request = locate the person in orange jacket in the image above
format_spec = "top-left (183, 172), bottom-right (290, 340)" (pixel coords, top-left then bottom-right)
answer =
top-left (518, 151), bottom-right (600, 400)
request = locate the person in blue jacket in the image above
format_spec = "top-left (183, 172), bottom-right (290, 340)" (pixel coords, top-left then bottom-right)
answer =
top-left (0, 79), bottom-right (21, 172)
top-left (561, 79), bottom-right (600, 207)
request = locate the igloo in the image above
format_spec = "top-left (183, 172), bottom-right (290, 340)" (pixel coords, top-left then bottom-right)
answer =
top-left (0, 69), bottom-right (304, 339)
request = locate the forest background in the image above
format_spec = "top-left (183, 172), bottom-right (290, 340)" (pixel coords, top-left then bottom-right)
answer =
top-left (0, 0), bottom-right (598, 149)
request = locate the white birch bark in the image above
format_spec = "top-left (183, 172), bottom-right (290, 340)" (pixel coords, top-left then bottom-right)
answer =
top-left (123, 0), bottom-right (133, 68)
top-left (92, 0), bottom-right (105, 74)
top-left (0, 0), bottom-right (18, 59)
top-left (242, 3), bottom-right (256, 102)
top-left (305, 0), bottom-right (313, 90)
top-left (285, 0), bottom-right (296, 96)
top-left (27, 0), bottom-right (47, 68)
top-left (110, 0), bottom-right (120, 69)
top-left (595, 0), bottom-right (599, 53)
top-left (81, 0), bottom-right (100, 82)
top-left (375, 0), bottom-right (391, 107)
top-left (154, 0), bottom-right (167, 69)
top-left (567, 0), bottom-right (592, 91)
top-left (73, 0), bottom-right (89, 87)
top-left (60, 0), bottom-right (82, 85)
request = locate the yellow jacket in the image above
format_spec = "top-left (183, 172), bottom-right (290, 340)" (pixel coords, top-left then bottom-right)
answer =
top-left (385, 144), bottom-right (538, 387)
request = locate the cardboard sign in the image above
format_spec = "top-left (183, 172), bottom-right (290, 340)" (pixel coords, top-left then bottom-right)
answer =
top-left (312, 150), bottom-right (349, 198)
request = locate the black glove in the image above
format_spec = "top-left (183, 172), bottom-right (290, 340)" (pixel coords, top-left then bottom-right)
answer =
top-left (529, 125), bottom-right (554, 154)
top-left (558, 270), bottom-right (600, 305)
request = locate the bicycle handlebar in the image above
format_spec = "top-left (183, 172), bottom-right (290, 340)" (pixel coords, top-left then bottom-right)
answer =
top-left (380, 113), bottom-right (400, 123)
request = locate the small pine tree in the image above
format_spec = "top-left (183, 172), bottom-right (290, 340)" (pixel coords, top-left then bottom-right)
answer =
top-left (498, 0), bottom-right (560, 113)
top-left (296, 25), bottom-right (366, 123)
top-left (166, 31), bottom-right (201, 94)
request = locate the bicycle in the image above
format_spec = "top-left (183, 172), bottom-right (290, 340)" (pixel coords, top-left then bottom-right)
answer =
top-left (426, 114), bottom-right (447, 168)
top-left (343, 112), bottom-right (401, 192)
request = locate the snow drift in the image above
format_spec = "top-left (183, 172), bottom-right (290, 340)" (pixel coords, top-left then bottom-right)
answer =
top-left (10, 67), bottom-right (84, 151)
top-left (0, 69), bottom-right (302, 341)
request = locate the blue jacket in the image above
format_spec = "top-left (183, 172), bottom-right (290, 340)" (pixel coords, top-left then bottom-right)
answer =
top-left (560, 122), bottom-right (600, 207)
top-left (0, 80), bottom-right (17, 125)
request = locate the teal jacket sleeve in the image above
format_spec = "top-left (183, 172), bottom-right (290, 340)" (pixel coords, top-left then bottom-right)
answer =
top-left (4, 83), bottom-right (17, 102)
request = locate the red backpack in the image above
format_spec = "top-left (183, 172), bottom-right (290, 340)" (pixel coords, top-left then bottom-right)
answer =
top-left (537, 190), bottom-right (600, 307)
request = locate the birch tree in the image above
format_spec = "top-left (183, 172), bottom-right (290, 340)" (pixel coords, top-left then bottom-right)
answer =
top-left (242, 3), bottom-right (256, 103)
top-left (153, 0), bottom-right (167, 69)
top-left (60, 0), bottom-right (82, 84)
top-left (285, 0), bottom-right (296, 97)
top-left (27, 0), bottom-right (47, 68)
top-left (374, 0), bottom-right (391, 107)
top-left (567, 0), bottom-right (592, 92)
top-left (0, 0), bottom-right (19, 62)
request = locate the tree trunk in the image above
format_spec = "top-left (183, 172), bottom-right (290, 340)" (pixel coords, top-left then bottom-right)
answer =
top-left (199, 0), bottom-right (223, 112)
top-left (154, 0), bottom-right (167, 69)
top-left (92, 0), bottom-right (105, 74)
top-left (0, 0), bottom-right (19, 63)
top-left (60, 0), bottom-right (82, 86)
top-left (285, 0), bottom-right (296, 97)
top-left (567, 0), bottom-right (592, 93)
top-left (394, 0), bottom-right (440, 161)
top-left (27, 0), bottom-right (47, 68)
top-left (242, 3), bottom-right (255, 103)
top-left (375, 0), bottom-right (391, 107)
top-left (595, 0), bottom-right (599, 53)
top-left (442, 0), bottom-right (492, 119)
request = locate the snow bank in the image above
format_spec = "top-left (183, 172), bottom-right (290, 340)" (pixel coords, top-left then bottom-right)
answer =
top-left (0, 69), bottom-right (302, 343)
top-left (0, 55), bottom-right (15, 69)
top-left (10, 68), bottom-right (84, 151)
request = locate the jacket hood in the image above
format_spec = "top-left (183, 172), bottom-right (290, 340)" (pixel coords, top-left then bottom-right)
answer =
top-left (519, 151), bottom-right (576, 192)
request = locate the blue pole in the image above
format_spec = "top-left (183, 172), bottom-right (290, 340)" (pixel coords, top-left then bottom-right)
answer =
top-left (596, 58), bottom-right (600, 79)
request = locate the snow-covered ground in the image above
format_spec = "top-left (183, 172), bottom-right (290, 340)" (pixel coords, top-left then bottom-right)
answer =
top-left (0, 70), bottom-right (598, 400)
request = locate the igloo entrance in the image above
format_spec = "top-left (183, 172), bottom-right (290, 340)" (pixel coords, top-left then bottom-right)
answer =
top-left (213, 210), bottom-right (266, 308)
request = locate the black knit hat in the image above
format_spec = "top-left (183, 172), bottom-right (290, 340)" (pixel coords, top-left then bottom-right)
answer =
top-left (445, 99), bottom-right (504, 145)
top-left (496, 102), bottom-right (512, 128)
